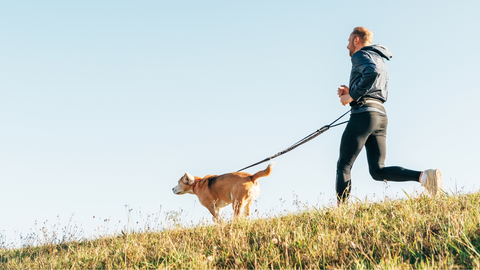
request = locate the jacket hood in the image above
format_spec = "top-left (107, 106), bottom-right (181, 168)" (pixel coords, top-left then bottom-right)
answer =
top-left (361, 45), bottom-right (392, 60)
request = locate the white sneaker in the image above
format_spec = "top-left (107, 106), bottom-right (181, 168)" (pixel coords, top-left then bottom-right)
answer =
top-left (421, 169), bottom-right (443, 196)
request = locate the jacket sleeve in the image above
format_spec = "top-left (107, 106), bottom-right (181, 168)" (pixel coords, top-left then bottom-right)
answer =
top-left (349, 53), bottom-right (379, 102)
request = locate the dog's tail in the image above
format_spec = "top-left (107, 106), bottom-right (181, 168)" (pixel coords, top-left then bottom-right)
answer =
top-left (251, 162), bottom-right (275, 182)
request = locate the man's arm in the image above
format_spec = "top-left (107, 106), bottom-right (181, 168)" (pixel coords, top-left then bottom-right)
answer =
top-left (348, 51), bottom-right (379, 102)
top-left (349, 65), bottom-right (378, 102)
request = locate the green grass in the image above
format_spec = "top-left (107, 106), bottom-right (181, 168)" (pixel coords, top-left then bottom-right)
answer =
top-left (1, 192), bottom-right (480, 269)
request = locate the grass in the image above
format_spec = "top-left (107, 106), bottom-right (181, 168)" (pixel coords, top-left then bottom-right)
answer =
top-left (1, 192), bottom-right (480, 269)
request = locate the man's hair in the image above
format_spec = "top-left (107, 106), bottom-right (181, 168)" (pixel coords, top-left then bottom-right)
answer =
top-left (351, 26), bottom-right (373, 45)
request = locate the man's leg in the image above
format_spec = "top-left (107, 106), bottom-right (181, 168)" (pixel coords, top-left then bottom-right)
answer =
top-left (336, 114), bottom-right (374, 203)
top-left (364, 113), bottom-right (421, 181)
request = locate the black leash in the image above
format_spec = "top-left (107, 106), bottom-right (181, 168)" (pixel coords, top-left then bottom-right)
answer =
top-left (237, 109), bottom-right (352, 172)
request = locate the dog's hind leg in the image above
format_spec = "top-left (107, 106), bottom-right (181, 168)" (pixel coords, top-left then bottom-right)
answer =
top-left (243, 201), bottom-right (253, 217)
top-left (232, 199), bottom-right (246, 218)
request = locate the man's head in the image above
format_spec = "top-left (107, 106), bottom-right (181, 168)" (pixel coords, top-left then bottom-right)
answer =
top-left (347, 26), bottom-right (373, 57)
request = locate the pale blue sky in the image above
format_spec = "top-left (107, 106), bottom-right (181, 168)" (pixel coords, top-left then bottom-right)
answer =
top-left (1, 1), bottom-right (479, 243)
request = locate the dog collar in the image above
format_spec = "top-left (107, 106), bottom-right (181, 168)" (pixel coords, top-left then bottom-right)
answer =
top-left (192, 180), bottom-right (199, 193)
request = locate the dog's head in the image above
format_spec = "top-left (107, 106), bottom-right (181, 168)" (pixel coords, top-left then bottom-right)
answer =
top-left (172, 172), bottom-right (196, 195)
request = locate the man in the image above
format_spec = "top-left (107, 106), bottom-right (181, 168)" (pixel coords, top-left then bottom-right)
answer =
top-left (336, 26), bottom-right (442, 204)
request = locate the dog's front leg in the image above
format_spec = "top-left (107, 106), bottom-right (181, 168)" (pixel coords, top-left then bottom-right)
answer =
top-left (207, 205), bottom-right (223, 223)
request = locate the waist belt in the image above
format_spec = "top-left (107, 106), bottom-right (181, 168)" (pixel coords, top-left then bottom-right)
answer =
top-left (351, 99), bottom-right (386, 115)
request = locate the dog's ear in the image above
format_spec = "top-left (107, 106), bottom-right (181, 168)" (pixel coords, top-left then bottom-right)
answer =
top-left (183, 172), bottom-right (195, 185)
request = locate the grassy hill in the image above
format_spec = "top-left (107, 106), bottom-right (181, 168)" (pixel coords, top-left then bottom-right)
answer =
top-left (1, 192), bottom-right (480, 269)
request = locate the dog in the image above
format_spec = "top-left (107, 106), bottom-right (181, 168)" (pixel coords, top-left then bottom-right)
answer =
top-left (172, 162), bottom-right (275, 221)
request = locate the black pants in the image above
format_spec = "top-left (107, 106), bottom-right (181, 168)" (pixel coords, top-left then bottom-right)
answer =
top-left (336, 111), bottom-right (421, 203)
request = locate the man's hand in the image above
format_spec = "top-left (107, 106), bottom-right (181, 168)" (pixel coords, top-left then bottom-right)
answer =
top-left (340, 94), bottom-right (354, 106)
top-left (337, 85), bottom-right (349, 97)
top-left (338, 85), bottom-right (353, 105)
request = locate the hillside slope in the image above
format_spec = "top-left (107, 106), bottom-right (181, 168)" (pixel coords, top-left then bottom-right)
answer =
top-left (1, 192), bottom-right (480, 269)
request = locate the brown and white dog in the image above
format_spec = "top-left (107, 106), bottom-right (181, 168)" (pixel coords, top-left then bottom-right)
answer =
top-left (172, 163), bottom-right (275, 221)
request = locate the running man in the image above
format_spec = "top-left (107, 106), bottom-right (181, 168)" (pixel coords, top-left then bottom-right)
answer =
top-left (336, 26), bottom-right (442, 204)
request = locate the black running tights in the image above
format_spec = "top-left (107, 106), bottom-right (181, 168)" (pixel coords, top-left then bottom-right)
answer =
top-left (336, 111), bottom-right (421, 203)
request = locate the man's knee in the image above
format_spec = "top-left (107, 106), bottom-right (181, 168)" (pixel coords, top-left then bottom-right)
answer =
top-left (337, 158), bottom-right (351, 172)
top-left (369, 168), bottom-right (385, 181)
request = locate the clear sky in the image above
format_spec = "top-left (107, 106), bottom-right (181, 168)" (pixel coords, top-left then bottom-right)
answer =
top-left (1, 1), bottom-right (479, 244)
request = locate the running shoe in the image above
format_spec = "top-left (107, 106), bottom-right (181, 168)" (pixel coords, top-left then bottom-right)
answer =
top-left (422, 169), bottom-right (443, 196)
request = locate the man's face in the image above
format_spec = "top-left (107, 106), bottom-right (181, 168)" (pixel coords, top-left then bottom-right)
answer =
top-left (347, 34), bottom-right (357, 57)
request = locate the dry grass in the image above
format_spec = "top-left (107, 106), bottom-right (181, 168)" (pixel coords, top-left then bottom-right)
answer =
top-left (1, 192), bottom-right (480, 269)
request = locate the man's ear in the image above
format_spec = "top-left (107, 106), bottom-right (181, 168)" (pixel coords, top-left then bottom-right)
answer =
top-left (353, 36), bottom-right (360, 45)
top-left (183, 172), bottom-right (195, 185)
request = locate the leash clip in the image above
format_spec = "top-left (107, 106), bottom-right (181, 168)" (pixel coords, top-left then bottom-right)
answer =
top-left (357, 99), bottom-right (367, 108)
top-left (351, 99), bottom-right (366, 110)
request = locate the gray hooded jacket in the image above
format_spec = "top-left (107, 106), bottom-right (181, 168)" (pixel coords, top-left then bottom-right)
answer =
top-left (349, 45), bottom-right (393, 107)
